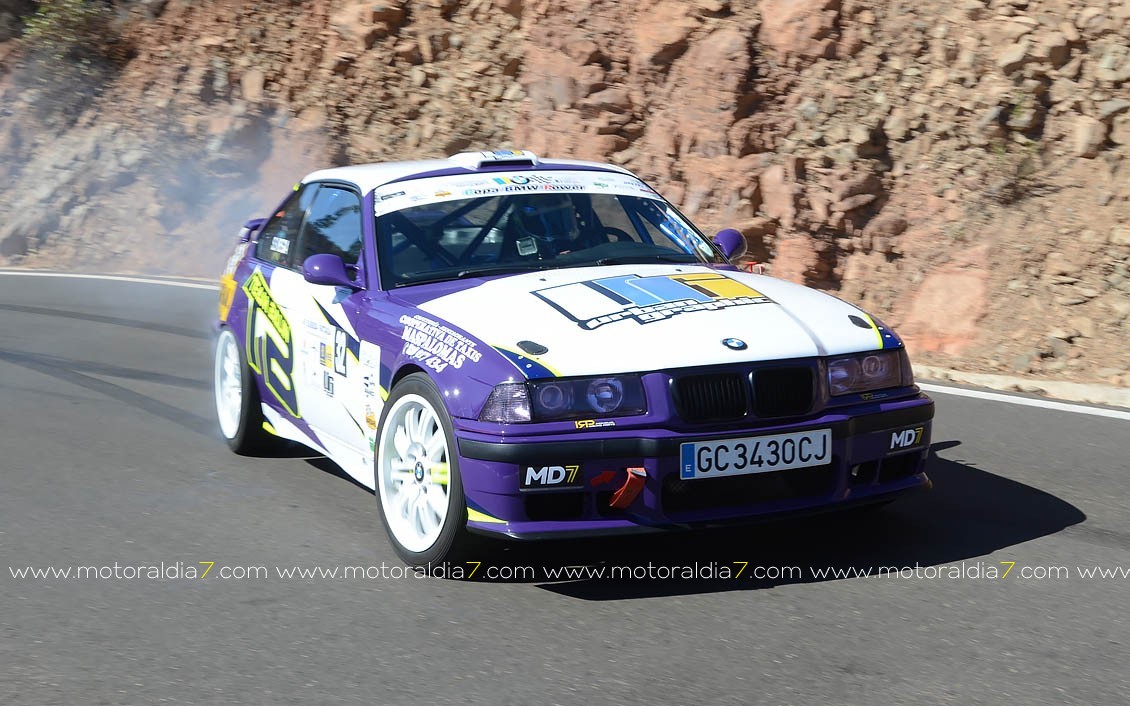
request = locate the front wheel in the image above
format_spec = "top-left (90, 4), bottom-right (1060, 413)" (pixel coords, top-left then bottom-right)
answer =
top-left (213, 327), bottom-right (277, 455)
top-left (375, 373), bottom-right (472, 567)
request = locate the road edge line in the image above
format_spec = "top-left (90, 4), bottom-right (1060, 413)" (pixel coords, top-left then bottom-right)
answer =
top-left (0, 270), bottom-right (219, 291)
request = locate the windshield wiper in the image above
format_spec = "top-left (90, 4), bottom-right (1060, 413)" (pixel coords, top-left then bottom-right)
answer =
top-left (454, 263), bottom-right (550, 279)
top-left (394, 263), bottom-right (550, 287)
top-left (594, 253), bottom-right (700, 265)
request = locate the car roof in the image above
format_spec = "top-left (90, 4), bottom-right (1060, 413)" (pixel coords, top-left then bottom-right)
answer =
top-left (301, 150), bottom-right (635, 195)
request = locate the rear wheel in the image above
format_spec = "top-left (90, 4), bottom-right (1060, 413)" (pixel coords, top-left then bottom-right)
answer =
top-left (375, 373), bottom-right (472, 567)
top-left (213, 327), bottom-right (276, 455)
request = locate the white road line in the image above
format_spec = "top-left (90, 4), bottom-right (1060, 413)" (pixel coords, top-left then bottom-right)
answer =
top-left (3, 269), bottom-right (1127, 420)
top-left (919, 382), bottom-right (1130, 421)
top-left (0, 270), bottom-right (219, 291)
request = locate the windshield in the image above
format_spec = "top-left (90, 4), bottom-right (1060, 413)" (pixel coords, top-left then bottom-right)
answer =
top-left (374, 176), bottom-right (724, 288)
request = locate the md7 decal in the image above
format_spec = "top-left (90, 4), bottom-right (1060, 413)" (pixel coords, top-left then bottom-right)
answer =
top-left (243, 269), bottom-right (299, 417)
top-left (522, 465), bottom-right (581, 489)
top-left (533, 273), bottom-right (773, 330)
top-left (890, 426), bottom-right (924, 450)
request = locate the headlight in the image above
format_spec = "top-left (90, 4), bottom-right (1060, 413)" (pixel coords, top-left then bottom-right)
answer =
top-left (827, 350), bottom-right (909, 396)
top-left (479, 376), bottom-right (646, 423)
top-left (531, 376), bottom-right (644, 420)
top-left (585, 378), bottom-right (624, 413)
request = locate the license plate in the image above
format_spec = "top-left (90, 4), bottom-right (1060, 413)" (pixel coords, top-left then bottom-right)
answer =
top-left (679, 429), bottom-right (832, 480)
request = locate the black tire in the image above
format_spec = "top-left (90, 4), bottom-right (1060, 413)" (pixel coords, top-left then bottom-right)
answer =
top-left (213, 327), bottom-right (278, 455)
top-left (375, 373), bottom-right (474, 568)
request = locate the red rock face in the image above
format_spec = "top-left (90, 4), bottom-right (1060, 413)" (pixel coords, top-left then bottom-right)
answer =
top-left (514, 1), bottom-right (765, 250)
top-left (2, 0), bottom-right (1130, 383)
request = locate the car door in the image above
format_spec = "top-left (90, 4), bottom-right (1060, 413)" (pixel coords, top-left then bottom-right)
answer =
top-left (242, 183), bottom-right (319, 425)
top-left (284, 183), bottom-right (379, 463)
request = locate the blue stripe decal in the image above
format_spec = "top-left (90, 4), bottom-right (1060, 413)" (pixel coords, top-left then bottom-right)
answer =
top-left (593, 275), bottom-right (663, 305)
top-left (872, 316), bottom-right (904, 350)
top-left (585, 279), bottom-right (633, 305)
top-left (494, 347), bottom-right (556, 380)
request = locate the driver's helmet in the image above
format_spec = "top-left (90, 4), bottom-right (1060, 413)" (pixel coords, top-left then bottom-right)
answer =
top-left (510, 194), bottom-right (580, 251)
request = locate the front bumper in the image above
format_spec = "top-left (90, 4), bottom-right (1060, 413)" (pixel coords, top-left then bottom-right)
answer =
top-left (454, 394), bottom-right (934, 538)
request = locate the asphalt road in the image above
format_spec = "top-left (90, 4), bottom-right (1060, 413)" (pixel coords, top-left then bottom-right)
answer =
top-left (2, 272), bottom-right (1128, 706)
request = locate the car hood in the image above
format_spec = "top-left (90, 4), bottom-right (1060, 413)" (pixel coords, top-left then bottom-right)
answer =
top-left (413, 264), bottom-right (900, 378)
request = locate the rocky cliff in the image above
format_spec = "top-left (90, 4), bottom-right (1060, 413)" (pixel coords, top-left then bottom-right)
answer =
top-left (1, 0), bottom-right (1128, 385)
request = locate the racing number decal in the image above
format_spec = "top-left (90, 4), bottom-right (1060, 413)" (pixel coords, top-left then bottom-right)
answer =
top-left (242, 270), bottom-right (300, 417)
top-left (333, 328), bottom-right (348, 376)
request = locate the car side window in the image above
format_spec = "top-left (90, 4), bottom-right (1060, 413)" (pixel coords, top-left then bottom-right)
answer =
top-left (294, 186), bottom-right (364, 271)
top-left (255, 185), bottom-right (319, 266)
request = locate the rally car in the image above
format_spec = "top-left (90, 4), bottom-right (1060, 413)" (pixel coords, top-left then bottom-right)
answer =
top-left (212, 149), bottom-right (934, 566)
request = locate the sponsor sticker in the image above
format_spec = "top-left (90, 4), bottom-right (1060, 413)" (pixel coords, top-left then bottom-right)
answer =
top-left (534, 272), bottom-right (774, 330)
top-left (373, 171), bottom-right (666, 216)
top-left (399, 314), bottom-right (482, 373)
top-left (521, 464), bottom-right (581, 490)
top-left (516, 237), bottom-right (538, 256)
top-left (890, 426), bottom-right (925, 450)
top-left (575, 419), bottom-right (615, 430)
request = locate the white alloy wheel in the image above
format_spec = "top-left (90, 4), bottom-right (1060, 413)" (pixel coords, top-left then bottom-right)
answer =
top-left (377, 393), bottom-right (453, 554)
top-left (214, 329), bottom-right (243, 440)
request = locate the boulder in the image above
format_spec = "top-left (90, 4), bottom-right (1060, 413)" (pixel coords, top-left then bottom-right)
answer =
top-left (1098, 99), bottom-right (1130, 122)
top-left (862, 213), bottom-right (908, 239)
top-left (829, 171), bottom-right (881, 202)
top-left (1072, 116), bottom-right (1106, 158)
top-left (833, 193), bottom-right (877, 212)
top-left (996, 40), bottom-right (1030, 74)
top-left (633, 1), bottom-right (700, 66)
top-left (240, 69), bottom-right (266, 103)
top-left (758, 0), bottom-right (841, 61)
top-left (759, 164), bottom-right (800, 229)
top-left (1111, 114), bottom-right (1130, 145)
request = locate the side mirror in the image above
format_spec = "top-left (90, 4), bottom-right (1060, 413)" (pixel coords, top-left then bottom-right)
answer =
top-left (712, 228), bottom-right (747, 260)
top-left (303, 253), bottom-right (360, 289)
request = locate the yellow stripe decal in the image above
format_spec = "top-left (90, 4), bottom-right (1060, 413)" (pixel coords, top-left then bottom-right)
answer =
top-left (467, 508), bottom-right (506, 524)
top-left (671, 273), bottom-right (762, 298)
top-left (262, 421), bottom-right (278, 435)
top-left (860, 312), bottom-right (884, 349)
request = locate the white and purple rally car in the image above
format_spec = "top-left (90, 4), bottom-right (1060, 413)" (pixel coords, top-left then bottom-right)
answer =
top-left (212, 149), bottom-right (934, 566)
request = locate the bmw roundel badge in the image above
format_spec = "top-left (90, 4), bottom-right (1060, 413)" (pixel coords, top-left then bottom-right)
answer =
top-left (722, 338), bottom-right (747, 351)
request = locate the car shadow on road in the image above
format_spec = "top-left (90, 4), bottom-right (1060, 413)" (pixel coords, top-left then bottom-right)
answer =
top-left (472, 440), bottom-right (1087, 599)
top-left (305, 455), bottom-right (372, 491)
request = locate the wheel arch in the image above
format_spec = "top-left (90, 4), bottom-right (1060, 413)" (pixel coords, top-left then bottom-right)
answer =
top-left (390, 363), bottom-right (427, 389)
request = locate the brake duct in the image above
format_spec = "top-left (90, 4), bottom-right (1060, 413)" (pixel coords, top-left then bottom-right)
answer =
top-left (608, 466), bottom-right (647, 509)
